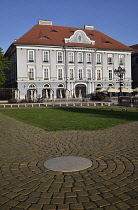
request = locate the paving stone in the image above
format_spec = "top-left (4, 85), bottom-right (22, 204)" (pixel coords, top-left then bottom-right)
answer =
top-left (64, 197), bottom-right (77, 204)
top-left (115, 201), bottom-right (131, 209)
top-left (50, 198), bottom-right (64, 204)
top-left (82, 201), bottom-right (97, 209)
top-left (0, 113), bottom-right (138, 209)
top-left (57, 204), bottom-right (69, 210)
top-left (16, 201), bottom-right (31, 209)
top-left (70, 203), bottom-right (84, 209)
top-left (28, 203), bottom-right (43, 210)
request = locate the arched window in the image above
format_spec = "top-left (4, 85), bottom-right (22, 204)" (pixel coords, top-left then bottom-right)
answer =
top-left (58, 84), bottom-right (64, 88)
top-left (28, 84), bottom-right (36, 89)
top-left (44, 84), bottom-right (50, 88)
top-left (96, 83), bottom-right (102, 90)
top-left (108, 83), bottom-right (113, 87)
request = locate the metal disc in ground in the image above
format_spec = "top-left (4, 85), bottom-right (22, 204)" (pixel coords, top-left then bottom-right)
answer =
top-left (44, 156), bottom-right (92, 172)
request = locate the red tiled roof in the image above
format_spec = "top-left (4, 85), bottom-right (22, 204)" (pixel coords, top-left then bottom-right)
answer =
top-left (130, 44), bottom-right (138, 53)
top-left (13, 24), bottom-right (133, 51)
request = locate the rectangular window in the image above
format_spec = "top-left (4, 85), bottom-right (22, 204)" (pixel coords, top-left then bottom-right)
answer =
top-left (43, 68), bottom-right (49, 80)
top-left (69, 68), bottom-right (74, 80)
top-left (78, 68), bottom-right (83, 80)
top-left (57, 51), bottom-right (63, 63)
top-left (119, 54), bottom-right (125, 65)
top-left (109, 69), bottom-right (113, 80)
top-left (107, 54), bottom-right (113, 64)
top-left (96, 69), bottom-right (101, 80)
top-left (86, 53), bottom-right (91, 63)
top-left (87, 69), bottom-right (92, 80)
top-left (96, 53), bottom-right (101, 64)
top-left (43, 51), bottom-right (49, 62)
top-left (68, 52), bottom-right (74, 63)
top-left (78, 52), bottom-right (83, 63)
top-left (58, 69), bottom-right (63, 80)
top-left (28, 68), bottom-right (35, 80)
top-left (28, 50), bottom-right (34, 62)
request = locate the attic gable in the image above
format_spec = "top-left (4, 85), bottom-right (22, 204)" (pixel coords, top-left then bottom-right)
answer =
top-left (64, 30), bottom-right (95, 45)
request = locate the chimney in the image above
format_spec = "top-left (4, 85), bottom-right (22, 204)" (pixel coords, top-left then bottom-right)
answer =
top-left (38, 20), bottom-right (52, 25)
top-left (84, 25), bottom-right (94, 30)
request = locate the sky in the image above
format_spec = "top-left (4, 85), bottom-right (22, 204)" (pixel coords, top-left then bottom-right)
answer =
top-left (0, 0), bottom-right (138, 53)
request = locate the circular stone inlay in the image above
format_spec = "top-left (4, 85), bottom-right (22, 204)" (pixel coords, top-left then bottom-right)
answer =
top-left (44, 156), bottom-right (92, 172)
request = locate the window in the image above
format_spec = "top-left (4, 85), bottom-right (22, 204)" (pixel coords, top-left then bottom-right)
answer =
top-left (43, 51), bottom-right (49, 62)
top-left (28, 68), bottom-right (35, 80)
top-left (68, 52), bottom-right (74, 63)
top-left (69, 68), bottom-right (74, 80)
top-left (57, 51), bottom-right (63, 63)
top-left (109, 69), bottom-right (113, 80)
top-left (58, 69), bottom-right (63, 80)
top-left (78, 52), bottom-right (83, 63)
top-left (119, 54), bottom-right (124, 65)
top-left (78, 68), bottom-right (83, 80)
top-left (87, 69), bottom-right (91, 80)
top-left (86, 53), bottom-right (91, 63)
top-left (43, 68), bottom-right (49, 80)
top-left (96, 53), bottom-right (101, 64)
top-left (28, 50), bottom-right (34, 62)
top-left (107, 54), bottom-right (113, 64)
top-left (96, 69), bottom-right (101, 80)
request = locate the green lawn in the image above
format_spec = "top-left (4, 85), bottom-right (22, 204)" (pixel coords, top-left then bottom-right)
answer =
top-left (0, 107), bottom-right (138, 131)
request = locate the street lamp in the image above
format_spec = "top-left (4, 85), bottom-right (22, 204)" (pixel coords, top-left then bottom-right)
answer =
top-left (114, 66), bottom-right (126, 97)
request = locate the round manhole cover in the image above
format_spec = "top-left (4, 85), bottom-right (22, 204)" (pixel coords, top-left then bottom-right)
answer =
top-left (44, 156), bottom-right (92, 172)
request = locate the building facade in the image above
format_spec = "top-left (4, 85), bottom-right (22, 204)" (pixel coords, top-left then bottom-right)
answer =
top-left (130, 44), bottom-right (138, 89)
top-left (4, 20), bottom-right (133, 101)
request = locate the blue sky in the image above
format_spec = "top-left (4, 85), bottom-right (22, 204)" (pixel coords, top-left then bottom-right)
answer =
top-left (0, 0), bottom-right (138, 53)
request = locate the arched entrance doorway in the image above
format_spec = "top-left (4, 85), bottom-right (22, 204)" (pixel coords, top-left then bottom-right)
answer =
top-left (27, 84), bottom-right (37, 102)
top-left (57, 84), bottom-right (66, 98)
top-left (75, 84), bottom-right (86, 98)
top-left (42, 84), bottom-right (51, 99)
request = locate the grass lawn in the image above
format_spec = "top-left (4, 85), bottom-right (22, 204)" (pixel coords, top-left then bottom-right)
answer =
top-left (0, 107), bottom-right (138, 131)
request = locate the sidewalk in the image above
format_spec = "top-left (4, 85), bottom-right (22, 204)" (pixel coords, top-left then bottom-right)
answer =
top-left (0, 113), bottom-right (138, 209)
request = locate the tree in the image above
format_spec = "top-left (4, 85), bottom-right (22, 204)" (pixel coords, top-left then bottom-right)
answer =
top-left (0, 48), bottom-right (10, 86)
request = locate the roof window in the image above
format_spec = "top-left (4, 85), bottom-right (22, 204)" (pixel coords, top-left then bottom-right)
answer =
top-left (104, 41), bottom-right (112, 44)
top-left (40, 36), bottom-right (49, 39)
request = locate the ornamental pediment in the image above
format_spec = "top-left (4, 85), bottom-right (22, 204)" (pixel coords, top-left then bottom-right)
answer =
top-left (64, 30), bottom-right (95, 45)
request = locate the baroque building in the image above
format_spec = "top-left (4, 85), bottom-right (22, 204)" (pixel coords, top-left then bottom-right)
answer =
top-left (130, 44), bottom-right (138, 89)
top-left (4, 20), bottom-right (133, 101)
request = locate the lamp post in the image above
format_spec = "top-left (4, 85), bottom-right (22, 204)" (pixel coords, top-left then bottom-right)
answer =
top-left (114, 66), bottom-right (126, 97)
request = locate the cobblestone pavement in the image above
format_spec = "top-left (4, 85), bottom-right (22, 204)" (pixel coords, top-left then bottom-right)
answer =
top-left (0, 113), bottom-right (138, 210)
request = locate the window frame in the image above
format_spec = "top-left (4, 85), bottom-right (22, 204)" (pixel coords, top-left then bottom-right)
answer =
top-left (43, 67), bottom-right (50, 80)
top-left (69, 68), bottom-right (74, 80)
top-left (78, 68), bottom-right (83, 80)
top-left (108, 69), bottom-right (113, 80)
top-left (87, 69), bottom-right (92, 80)
top-left (57, 68), bottom-right (63, 80)
top-left (57, 51), bottom-right (63, 63)
top-left (96, 69), bottom-right (101, 80)
top-left (28, 67), bottom-right (35, 80)
top-left (68, 52), bottom-right (74, 63)
top-left (28, 50), bottom-right (34, 62)
top-left (86, 53), bottom-right (91, 63)
top-left (43, 51), bottom-right (49, 62)
top-left (96, 53), bottom-right (102, 64)
top-left (107, 54), bottom-right (113, 64)
top-left (119, 54), bottom-right (125, 65)
top-left (78, 52), bottom-right (83, 63)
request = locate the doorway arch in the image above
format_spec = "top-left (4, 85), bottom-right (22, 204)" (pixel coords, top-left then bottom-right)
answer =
top-left (75, 84), bottom-right (86, 98)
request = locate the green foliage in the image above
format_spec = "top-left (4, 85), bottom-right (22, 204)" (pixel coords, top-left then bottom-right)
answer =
top-left (0, 107), bottom-right (138, 131)
top-left (0, 48), bottom-right (10, 86)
